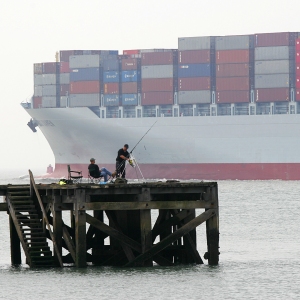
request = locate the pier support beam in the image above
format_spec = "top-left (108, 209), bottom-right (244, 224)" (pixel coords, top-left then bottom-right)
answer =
top-left (9, 215), bottom-right (21, 265)
top-left (53, 196), bottom-right (62, 266)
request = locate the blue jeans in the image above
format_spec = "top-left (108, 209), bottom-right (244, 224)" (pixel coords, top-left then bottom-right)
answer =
top-left (100, 167), bottom-right (112, 182)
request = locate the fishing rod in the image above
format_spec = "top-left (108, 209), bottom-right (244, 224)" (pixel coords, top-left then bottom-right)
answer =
top-left (130, 120), bottom-right (158, 154)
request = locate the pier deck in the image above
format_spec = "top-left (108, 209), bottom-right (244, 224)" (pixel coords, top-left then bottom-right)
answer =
top-left (0, 172), bottom-right (219, 268)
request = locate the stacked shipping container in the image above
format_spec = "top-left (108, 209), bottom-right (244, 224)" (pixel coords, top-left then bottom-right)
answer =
top-left (215, 35), bottom-right (253, 104)
top-left (296, 39), bottom-right (300, 101)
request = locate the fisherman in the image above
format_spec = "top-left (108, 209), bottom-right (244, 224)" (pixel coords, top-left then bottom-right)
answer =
top-left (88, 158), bottom-right (116, 182)
top-left (116, 144), bottom-right (132, 178)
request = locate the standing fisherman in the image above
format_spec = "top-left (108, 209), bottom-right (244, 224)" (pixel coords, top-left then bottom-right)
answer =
top-left (116, 144), bottom-right (131, 178)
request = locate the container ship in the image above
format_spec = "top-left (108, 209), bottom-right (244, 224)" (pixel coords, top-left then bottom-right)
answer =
top-left (23, 32), bottom-right (300, 180)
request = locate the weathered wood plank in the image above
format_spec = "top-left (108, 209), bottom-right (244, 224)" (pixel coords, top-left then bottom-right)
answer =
top-left (84, 201), bottom-right (213, 211)
top-left (125, 209), bottom-right (215, 267)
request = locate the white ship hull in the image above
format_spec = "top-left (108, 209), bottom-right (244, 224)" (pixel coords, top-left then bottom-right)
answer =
top-left (25, 107), bottom-right (300, 180)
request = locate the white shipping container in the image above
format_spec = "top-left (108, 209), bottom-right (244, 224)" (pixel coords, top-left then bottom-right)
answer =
top-left (178, 90), bottom-right (211, 104)
top-left (216, 35), bottom-right (250, 50)
top-left (141, 65), bottom-right (173, 79)
top-left (42, 85), bottom-right (57, 96)
top-left (255, 60), bottom-right (291, 75)
top-left (255, 46), bottom-right (292, 61)
top-left (34, 86), bottom-right (42, 96)
top-left (34, 74), bottom-right (56, 85)
top-left (42, 96), bottom-right (57, 108)
top-left (178, 36), bottom-right (212, 50)
top-left (255, 74), bottom-right (290, 88)
top-left (60, 96), bottom-right (68, 107)
top-left (60, 73), bottom-right (70, 84)
top-left (69, 94), bottom-right (100, 107)
top-left (69, 55), bottom-right (100, 68)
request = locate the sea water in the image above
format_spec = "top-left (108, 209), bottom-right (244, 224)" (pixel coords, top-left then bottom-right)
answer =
top-left (0, 178), bottom-right (299, 299)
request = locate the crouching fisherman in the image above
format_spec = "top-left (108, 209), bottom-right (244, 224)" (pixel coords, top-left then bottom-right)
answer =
top-left (88, 158), bottom-right (116, 182)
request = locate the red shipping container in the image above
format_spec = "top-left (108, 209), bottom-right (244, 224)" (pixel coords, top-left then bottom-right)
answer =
top-left (70, 81), bottom-right (100, 94)
top-left (178, 77), bottom-right (210, 91)
top-left (216, 50), bottom-right (249, 64)
top-left (141, 92), bottom-right (173, 105)
top-left (142, 78), bottom-right (173, 92)
top-left (178, 50), bottom-right (210, 64)
top-left (255, 88), bottom-right (290, 102)
top-left (60, 84), bottom-right (69, 96)
top-left (42, 62), bottom-right (57, 74)
top-left (122, 58), bottom-right (138, 70)
top-left (122, 82), bottom-right (138, 94)
top-left (296, 78), bottom-right (300, 89)
top-left (123, 50), bottom-right (140, 55)
top-left (254, 32), bottom-right (296, 47)
top-left (32, 97), bottom-right (42, 109)
top-left (216, 91), bottom-right (249, 103)
top-left (141, 52), bottom-right (174, 65)
top-left (216, 63), bottom-right (250, 77)
top-left (296, 52), bottom-right (300, 63)
top-left (296, 89), bottom-right (300, 101)
top-left (296, 39), bottom-right (300, 51)
top-left (104, 82), bottom-right (119, 94)
top-left (216, 77), bottom-right (249, 91)
top-left (296, 65), bottom-right (300, 76)
top-left (60, 62), bottom-right (70, 73)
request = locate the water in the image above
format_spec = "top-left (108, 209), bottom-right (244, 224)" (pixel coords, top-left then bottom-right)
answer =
top-left (0, 178), bottom-right (299, 299)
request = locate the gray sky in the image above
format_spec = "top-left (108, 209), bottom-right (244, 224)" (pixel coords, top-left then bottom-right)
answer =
top-left (0, 0), bottom-right (299, 177)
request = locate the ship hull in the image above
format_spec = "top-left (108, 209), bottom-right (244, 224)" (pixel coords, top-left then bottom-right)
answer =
top-left (25, 107), bottom-right (300, 180)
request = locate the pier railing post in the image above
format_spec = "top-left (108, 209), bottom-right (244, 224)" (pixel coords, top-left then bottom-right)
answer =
top-left (75, 189), bottom-right (86, 268)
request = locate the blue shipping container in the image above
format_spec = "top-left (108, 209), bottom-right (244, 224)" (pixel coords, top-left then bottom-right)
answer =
top-left (122, 94), bottom-right (138, 105)
top-left (103, 71), bottom-right (120, 83)
top-left (178, 64), bottom-right (211, 78)
top-left (70, 68), bottom-right (100, 81)
top-left (104, 94), bottom-right (119, 106)
top-left (121, 71), bottom-right (141, 82)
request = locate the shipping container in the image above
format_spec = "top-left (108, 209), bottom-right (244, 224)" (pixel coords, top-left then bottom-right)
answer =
top-left (255, 74), bottom-right (290, 88)
top-left (60, 84), bottom-right (69, 96)
top-left (296, 52), bottom-right (300, 63)
top-left (60, 50), bottom-right (79, 62)
top-left (296, 65), bottom-right (300, 76)
top-left (141, 52), bottom-right (174, 65)
top-left (216, 77), bottom-right (250, 91)
top-left (60, 73), bottom-right (70, 84)
top-left (121, 70), bottom-right (141, 82)
top-left (216, 50), bottom-right (250, 64)
top-left (122, 58), bottom-right (139, 70)
top-left (32, 97), bottom-right (42, 108)
top-left (296, 39), bottom-right (300, 51)
top-left (70, 68), bottom-right (100, 81)
top-left (123, 50), bottom-right (140, 55)
top-left (178, 64), bottom-right (211, 78)
top-left (178, 77), bottom-right (210, 91)
top-left (69, 93), bottom-right (100, 107)
top-left (142, 78), bottom-right (173, 92)
top-left (102, 58), bottom-right (119, 71)
top-left (216, 63), bottom-right (250, 77)
top-left (216, 35), bottom-right (251, 50)
top-left (34, 74), bottom-right (56, 85)
top-left (70, 81), bottom-right (100, 94)
top-left (42, 62), bottom-right (58, 74)
top-left (296, 89), bottom-right (300, 101)
top-left (42, 96), bottom-right (56, 108)
top-left (297, 78), bottom-right (300, 89)
top-left (254, 60), bottom-right (292, 75)
top-left (255, 46), bottom-right (293, 61)
top-left (122, 82), bottom-right (138, 94)
top-left (60, 96), bottom-right (68, 107)
top-left (255, 88), bottom-right (290, 102)
top-left (141, 91), bottom-right (173, 105)
top-left (216, 90), bottom-right (250, 103)
top-left (178, 50), bottom-right (210, 64)
top-left (103, 94), bottom-right (120, 106)
top-left (60, 62), bottom-right (70, 73)
top-left (103, 82), bottom-right (119, 94)
top-left (69, 55), bottom-right (100, 68)
top-left (103, 71), bottom-right (119, 83)
top-left (178, 36), bottom-right (214, 50)
top-left (254, 32), bottom-right (297, 47)
top-left (178, 90), bottom-right (211, 104)
top-left (122, 94), bottom-right (138, 106)
top-left (42, 85), bottom-right (57, 96)
top-left (34, 86), bottom-right (42, 97)
top-left (141, 65), bottom-right (173, 79)
top-left (34, 63), bottom-right (42, 74)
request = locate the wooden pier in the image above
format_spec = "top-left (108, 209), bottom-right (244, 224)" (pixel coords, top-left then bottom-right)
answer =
top-left (0, 171), bottom-right (219, 268)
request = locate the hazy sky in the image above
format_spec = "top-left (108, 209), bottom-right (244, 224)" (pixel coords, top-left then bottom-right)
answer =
top-left (0, 0), bottom-right (299, 177)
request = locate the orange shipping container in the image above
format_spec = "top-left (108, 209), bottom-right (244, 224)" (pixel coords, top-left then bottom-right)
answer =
top-left (216, 77), bottom-right (249, 91)
top-left (104, 82), bottom-right (119, 94)
top-left (216, 50), bottom-right (250, 64)
top-left (70, 81), bottom-right (100, 94)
